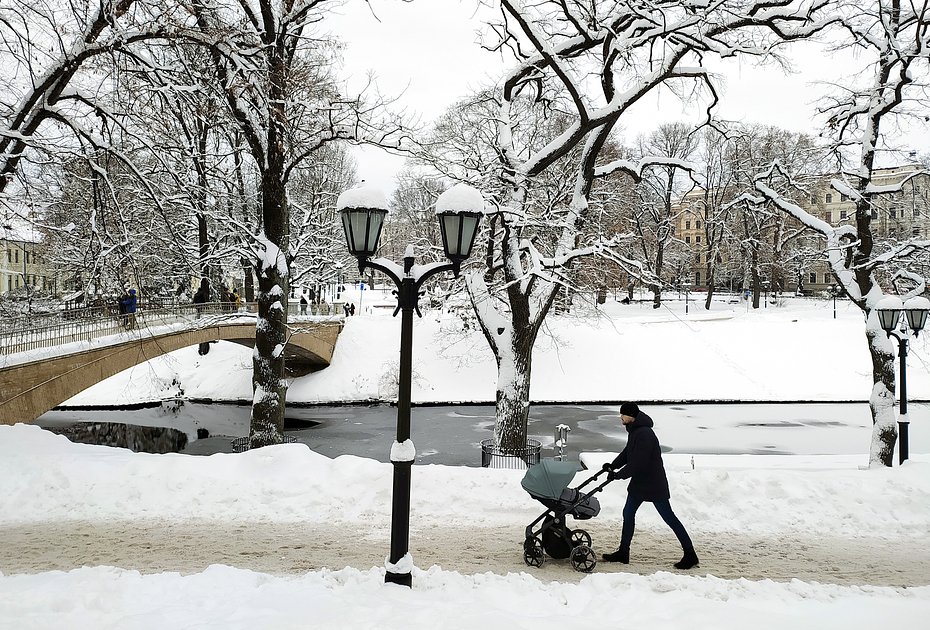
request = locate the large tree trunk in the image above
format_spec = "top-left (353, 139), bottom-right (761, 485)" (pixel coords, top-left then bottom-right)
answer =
top-left (466, 272), bottom-right (548, 451)
top-left (866, 323), bottom-right (898, 466)
top-left (651, 245), bottom-right (664, 309)
top-left (197, 213), bottom-right (209, 279)
top-left (494, 324), bottom-right (535, 451)
top-left (249, 169), bottom-right (289, 447)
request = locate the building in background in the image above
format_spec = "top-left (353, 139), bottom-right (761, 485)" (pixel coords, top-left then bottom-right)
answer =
top-left (0, 222), bottom-right (56, 296)
top-left (672, 164), bottom-right (929, 295)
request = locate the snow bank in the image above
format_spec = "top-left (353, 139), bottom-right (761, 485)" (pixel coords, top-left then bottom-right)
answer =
top-left (2, 425), bottom-right (929, 540)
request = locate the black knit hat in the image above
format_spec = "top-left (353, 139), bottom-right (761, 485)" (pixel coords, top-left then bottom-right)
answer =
top-left (619, 402), bottom-right (639, 417)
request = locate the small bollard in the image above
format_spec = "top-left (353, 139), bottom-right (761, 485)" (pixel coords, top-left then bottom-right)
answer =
top-left (554, 424), bottom-right (571, 460)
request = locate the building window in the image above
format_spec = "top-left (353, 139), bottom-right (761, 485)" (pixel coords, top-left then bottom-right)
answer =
top-left (840, 210), bottom-right (847, 220)
top-left (696, 221), bottom-right (702, 229)
top-left (826, 194), bottom-right (833, 203)
top-left (14, 250), bottom-right (18, 264)
top-left (809, 272), bottom-right (817, 284)
top-left (685, 220), bottom-right (691, 229)
top-left (824, 212), bottom-right (832, 223)
top-left (841, 194), bottom-right (848, 202)
top-left (695, 235), bottom-right (702, 243)
top-left (890, 209), bottom-right (897, 219)
top-left (871, 209), bottom-right (878, 219)
top-left (824, 273), bottom-right (831, 284)
top-left (694, 271), bottom-right (701, 285)
top-left (685, 236), bottom-right (691, 244)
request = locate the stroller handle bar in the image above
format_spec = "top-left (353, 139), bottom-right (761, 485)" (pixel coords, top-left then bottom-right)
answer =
top-left (573, 463), bottom-right (616, 493)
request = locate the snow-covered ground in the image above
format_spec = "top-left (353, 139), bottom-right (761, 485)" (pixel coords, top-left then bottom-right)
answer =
top-left (62, 294), bottom-right (929, 406)
top-left (3, 296), bottom-right (930, 628)
top-left (0, 425), bottom-right (928, 628)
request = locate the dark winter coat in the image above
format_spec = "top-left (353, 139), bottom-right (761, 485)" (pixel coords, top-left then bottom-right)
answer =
top-left (192, 288), bottom-right (209, 304)
top-left (610, 411), bottom-right (671, 501)
top-left (122, 293), bottom-right (137, 314)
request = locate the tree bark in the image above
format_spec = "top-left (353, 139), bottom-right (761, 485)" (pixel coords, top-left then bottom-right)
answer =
top-left (866, 326), bottom-right (897, 467)
top-left (249, 168), bottom-right (289, 447)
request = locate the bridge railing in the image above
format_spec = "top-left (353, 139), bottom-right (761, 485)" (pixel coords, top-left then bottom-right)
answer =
top-left (0, 303), bottom-right (237, 356)
top-left (0, 301), bottom-right (344, 357)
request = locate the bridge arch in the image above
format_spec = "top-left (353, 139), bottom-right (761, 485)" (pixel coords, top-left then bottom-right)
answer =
top-left (0, 321), bottom-right (341, 425)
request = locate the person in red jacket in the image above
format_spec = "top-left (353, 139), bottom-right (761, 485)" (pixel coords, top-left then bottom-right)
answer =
top-left (601, 402), bottom-right (699, 570)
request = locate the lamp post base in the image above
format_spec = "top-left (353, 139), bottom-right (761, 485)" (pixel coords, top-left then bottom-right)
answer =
top-left (899, 420), bottom-right (909, 465)
top-left (385, 571), bottom-right (413, 587)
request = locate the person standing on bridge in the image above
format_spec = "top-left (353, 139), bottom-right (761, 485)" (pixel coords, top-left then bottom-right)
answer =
top-left (601, 402), bottom-right (699, 570)
top-left (121, 289), bottom-right (138, 330)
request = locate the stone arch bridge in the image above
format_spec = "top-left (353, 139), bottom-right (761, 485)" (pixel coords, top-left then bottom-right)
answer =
top-left (0, 306), bottom-right (342, 425)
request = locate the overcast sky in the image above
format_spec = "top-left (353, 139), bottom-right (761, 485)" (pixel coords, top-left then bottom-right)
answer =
top-left (326, 1), bottom-right (928, 196)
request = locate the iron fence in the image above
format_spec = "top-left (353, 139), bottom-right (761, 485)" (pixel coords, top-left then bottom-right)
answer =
top-left (0, 299), bottom-right (344, 357)
top-left (0, 303), bottom-right (239, 356)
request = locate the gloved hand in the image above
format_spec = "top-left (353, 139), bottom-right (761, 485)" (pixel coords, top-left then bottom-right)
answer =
top-left (601, 462), bottom-right (614, 473)
top-left (607, 469), bottom-right (622, 481)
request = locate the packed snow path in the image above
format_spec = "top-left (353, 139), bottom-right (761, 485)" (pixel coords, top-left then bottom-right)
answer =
top-left (1, 519), bottom-right (925, 587)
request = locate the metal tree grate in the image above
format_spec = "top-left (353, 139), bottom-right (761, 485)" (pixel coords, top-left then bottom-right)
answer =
top-left (231, 434), bottom-right (298, 453)
top-left (481, 438), bottom-right (542, 469)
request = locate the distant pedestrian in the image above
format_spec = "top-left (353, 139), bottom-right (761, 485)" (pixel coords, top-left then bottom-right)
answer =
top-left (343, 302), bottom-right (350, 317)
top-left (300, 292), bottom-right (308, 315)
top-left (349, 303), bottom-right (356, 316)
top-left (122, 289), bottom-right (138, 329)
top-left (233, 288), bottom-right (241, 310)
top-left (601, 402), bottom-right (699, 570)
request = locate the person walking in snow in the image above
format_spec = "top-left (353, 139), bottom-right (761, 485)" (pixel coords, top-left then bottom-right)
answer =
top-left (601, 402), bottom-right (699, 570)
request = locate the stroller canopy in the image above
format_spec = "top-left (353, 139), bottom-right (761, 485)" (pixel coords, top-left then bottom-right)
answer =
top-left (521, 458), bottom-right (581, 500)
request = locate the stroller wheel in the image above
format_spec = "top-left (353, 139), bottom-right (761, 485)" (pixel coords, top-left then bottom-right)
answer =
top-left (570, 529), bottom-right (592, 548)
top-left (523, 537), bottom-right (544, 568)
top-left (570, 544), bottom-right (597, 573)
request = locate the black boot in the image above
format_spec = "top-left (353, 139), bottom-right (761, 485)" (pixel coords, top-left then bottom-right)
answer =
top-left (602, 548), bottom-right (629, 563)
top-left (674, 548), bottom-right (699, 570)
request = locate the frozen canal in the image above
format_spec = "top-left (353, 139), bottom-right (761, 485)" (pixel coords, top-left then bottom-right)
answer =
top-left (37, 401), bottom-right (930, 466)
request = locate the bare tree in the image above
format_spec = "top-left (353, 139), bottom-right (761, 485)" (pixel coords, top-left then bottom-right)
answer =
top-left (189, 0), bottom-right (408, 447)
top-left (753, 0), bottom-right (930, 466)
top-left (470, 0), bottom-right (833, 450)
top-left (632, 123), bottom-right (699, 309)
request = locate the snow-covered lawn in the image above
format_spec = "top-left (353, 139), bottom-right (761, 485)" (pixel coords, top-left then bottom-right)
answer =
top-left (62, 295), bottom-right (929, 406)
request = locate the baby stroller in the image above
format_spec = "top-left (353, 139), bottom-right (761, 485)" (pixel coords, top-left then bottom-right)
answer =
top-left (521, 458), bottom-right (613, 573)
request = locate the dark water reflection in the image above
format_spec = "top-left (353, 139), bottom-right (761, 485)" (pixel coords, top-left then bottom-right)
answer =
top-left (38, 401), bottom-right (930, 466)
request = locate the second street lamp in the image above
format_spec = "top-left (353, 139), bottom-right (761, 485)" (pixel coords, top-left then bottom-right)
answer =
top-left (876, 295), bottom-right (930, 465)
top-left (338, 182), bottom-right (483, 587)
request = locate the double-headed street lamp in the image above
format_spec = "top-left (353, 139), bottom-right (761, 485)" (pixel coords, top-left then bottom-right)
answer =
top-left (876, 295), bottom-right (930, 464)
top-left (338, 182), bottom-right (483, 587)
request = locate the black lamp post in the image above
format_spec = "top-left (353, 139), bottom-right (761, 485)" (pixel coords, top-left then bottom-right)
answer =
top-left (876, 295), bottom-right (930, 464)
top-left (763, 280), bottom-right (770, 308)
top-left (684, 280), bottom-right (691, 314)
top-left (831, 283), bottom-right (838, 319)
top-left (338, 182), bottom-right (483, 587)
